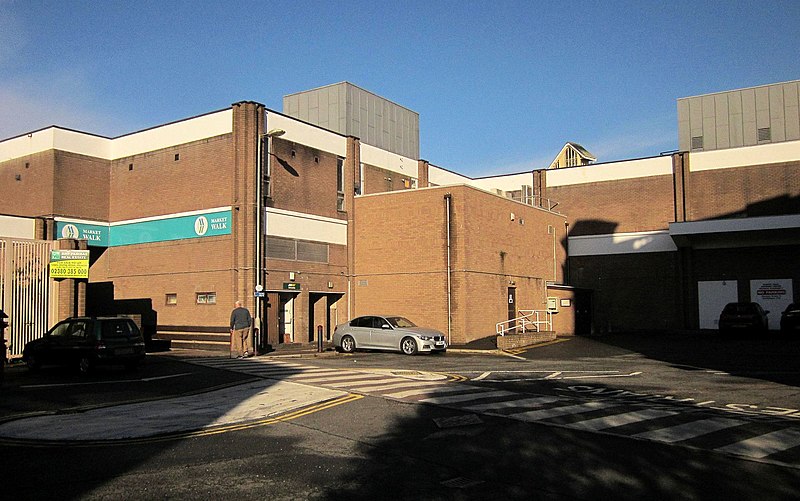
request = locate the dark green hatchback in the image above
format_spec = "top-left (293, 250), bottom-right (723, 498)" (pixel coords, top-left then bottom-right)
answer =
top-left (23, 317), bottom-right (146, 374)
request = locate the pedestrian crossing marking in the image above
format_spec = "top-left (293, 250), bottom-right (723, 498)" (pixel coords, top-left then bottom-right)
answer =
top-left (420, 390), bottom-right (516, 405)
top-left (462, 396), bottom-right (561, 412)
top-left (716, 428), bottom-right (800, 458)
top-left (186, 357), bottom-right (800, 466)
top-left (385, 385), bottom-right (469, 400)
top-left (510, 401), bottom-right (620, 421)
top-left (566, 409), bottom-right (679, 431)
top-left (633, 417), bottom-right (745, 443)
top-left (346, 380), bottom-right (445, 393)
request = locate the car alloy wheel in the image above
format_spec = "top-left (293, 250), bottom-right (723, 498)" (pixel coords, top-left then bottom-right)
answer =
top-left (340, 335), bottom-right (355, 353)
top-left (401, 337), bottom-right (418, 355)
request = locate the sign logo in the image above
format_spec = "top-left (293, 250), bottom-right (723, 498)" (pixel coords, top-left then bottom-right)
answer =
top-left (61, 224), bottom-right (80, 239)
top-left (194, 216), bottom-right (209, 236)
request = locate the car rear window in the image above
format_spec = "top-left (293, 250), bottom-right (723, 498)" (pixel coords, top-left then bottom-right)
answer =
top-left (723, 303), bottom-right (757, 314)
top-left (101, 320), bottom-right (139, 339)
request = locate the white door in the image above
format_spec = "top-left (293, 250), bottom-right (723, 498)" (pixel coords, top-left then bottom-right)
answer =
top-left (280, 296), bottom-right (294, 342)
top-left (698, 281), bottom-right (738, 329)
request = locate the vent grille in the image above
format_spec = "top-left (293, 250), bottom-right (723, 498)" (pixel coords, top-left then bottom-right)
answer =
top-left (758, 127), bottom-right (771, 142)
top-left (691, 136), bottom-right (704, 150)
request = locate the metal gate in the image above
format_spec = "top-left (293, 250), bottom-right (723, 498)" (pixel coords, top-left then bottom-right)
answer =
top-left (1, 238), bottom-right (55, 359)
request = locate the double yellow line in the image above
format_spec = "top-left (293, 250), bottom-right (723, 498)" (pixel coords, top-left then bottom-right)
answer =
top-left (0, 393), bottom-right (363, 448)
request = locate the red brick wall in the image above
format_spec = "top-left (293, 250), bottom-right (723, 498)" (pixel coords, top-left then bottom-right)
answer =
top-left (0, 150), bottom-right (110, 220)
top-left (109, 135), bottom-right (233, 221)
top-left (547, 175), bottom-right (676, 235)
top-left (354, 185), bottom-right (567, 343)
top-left (0, 151), bottom-right (57, 217)
top-left (362, 163), bottom-right (413, 194)
top-left (686, 160), bottom-right (800, 221)
top-left (268, 138), bottom-right (345, 220)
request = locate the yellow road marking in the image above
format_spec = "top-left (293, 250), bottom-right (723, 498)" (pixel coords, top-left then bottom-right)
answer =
top-left (0, 393), bottom-right (363, 448)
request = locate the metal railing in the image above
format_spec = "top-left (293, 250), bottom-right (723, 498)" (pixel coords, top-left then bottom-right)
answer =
top-left (496, 309), bottom-right (553, 336)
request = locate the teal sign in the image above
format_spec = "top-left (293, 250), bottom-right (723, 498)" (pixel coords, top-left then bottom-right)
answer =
top-left (56, 221), bottom-right (110, 246)
top-left (57, 209), bottom-right (232, 248)
top-left (111, 210), bottom-right (231, 246)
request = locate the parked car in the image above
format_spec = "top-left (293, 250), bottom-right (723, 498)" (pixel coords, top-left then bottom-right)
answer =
top-left (333, 315), bottom-right (447, 355)
top-left (718, 302), bottom-right (769, 333)
top-left (23, 317), bottom-right (146, 374)
top-left (780, 303), bottom-right (800, 333)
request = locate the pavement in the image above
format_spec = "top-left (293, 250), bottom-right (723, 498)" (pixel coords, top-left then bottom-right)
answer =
top-left (0, 336), bottom-right (515, 443)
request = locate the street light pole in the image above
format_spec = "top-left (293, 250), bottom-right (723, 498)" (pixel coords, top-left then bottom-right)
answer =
top-left (255, 126), bottom-right (285, 354)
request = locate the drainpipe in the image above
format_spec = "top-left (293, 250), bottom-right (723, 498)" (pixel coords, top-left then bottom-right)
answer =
top-left (444, 193), bottom-right (452, 345)
top-left (564, 221), bottom-right (570, 284)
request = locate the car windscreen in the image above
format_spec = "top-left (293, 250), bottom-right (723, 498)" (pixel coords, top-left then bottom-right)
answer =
top-left (385, 317), bottom-right (416, 328)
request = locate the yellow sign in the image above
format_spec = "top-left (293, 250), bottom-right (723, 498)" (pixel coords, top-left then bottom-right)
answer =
top-left (49, 250), bottom-right (90, 279)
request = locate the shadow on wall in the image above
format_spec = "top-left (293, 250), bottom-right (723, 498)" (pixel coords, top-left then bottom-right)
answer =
top-left (86, 282), bottom-right (160, 349)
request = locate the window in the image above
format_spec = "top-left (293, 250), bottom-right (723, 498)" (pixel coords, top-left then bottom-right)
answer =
top-left (337, 157), bottom-right (345, 211)
top-left (196, 292), bottom-right (217, 304)
top-left (166, 293), bottom-right (177, 305)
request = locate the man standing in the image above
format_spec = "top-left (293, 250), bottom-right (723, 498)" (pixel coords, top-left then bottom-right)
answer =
top-left (230, 300), bottom-right (252, 359)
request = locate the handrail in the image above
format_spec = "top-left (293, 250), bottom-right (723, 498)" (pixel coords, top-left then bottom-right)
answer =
top-left (496, 309), bottom-right (552, 336)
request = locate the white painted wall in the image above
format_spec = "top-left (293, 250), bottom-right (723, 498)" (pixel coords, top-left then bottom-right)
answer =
top-left (265, 207), bottom-right (347, 245)
top-left (360, 142), bottom-right (417, 178)
top-left (547, 156), bottom-right (673, 187)
top-left (0, 110), bottom-right (232, 162)
top-left (267, 112), bottom-right (347, 158)
top-left (0, 215), bottom-right (36, 238)
top-left (469, 172), bottom-right (533, 193)
top-left (690, 139), bottom-right (800, 172)
top-left (428, 165), bottom-right (472, 186)
top-left (568, 230), bottom-right (677, 256)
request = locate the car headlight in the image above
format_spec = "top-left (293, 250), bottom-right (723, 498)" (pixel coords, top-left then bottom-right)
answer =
top-left (418, 336), bottom-right (432, 341)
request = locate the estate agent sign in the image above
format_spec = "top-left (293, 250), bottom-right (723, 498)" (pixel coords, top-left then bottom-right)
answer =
top-left (49, 250), bottom-right (90, 279)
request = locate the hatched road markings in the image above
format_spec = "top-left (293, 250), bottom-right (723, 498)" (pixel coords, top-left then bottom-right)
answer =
top-left (189, 357), bottom-right (800, 467)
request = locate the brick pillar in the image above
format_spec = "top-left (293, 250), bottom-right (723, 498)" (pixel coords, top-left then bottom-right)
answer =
top-left (672, 152), bottom-right (689, 223)
top-left (346, 136), bottom-right (361, 321)
top-left (533, 170), bottom-right (546, 208)
top-left (231, 101), bottom-right (265, 353)
top-left (418, 159), bottom-right (429, 187)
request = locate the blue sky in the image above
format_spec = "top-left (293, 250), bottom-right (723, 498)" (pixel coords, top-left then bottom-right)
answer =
top-left (1, 0), bottom-right (798, 177)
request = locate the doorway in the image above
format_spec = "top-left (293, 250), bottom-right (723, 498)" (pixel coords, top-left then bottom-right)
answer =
top-left (265, 292), bottom-right (298, 346)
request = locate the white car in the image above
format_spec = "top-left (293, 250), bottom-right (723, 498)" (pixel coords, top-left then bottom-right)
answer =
top-left (333, 315), bottom-right (447, 355)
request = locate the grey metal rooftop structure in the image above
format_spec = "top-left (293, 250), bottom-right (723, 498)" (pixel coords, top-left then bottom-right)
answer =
top-left (283, 82), bottom-right (420, 159)
top-left (678, 80), bottom-right (800, 152)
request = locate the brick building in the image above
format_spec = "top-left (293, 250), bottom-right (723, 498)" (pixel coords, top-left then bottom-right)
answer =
top-left (1, 80), bottom-right (798, 357)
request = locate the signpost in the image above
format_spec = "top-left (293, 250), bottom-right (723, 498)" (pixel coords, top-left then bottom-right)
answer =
top-left (49, 250), bottom-right (90, 279)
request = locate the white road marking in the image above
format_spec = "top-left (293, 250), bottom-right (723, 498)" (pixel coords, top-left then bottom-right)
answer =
top-left (462, 396), bottom-right (562, 412)
top-left (567, 409), bottom-right (679, 431)
top-left (385, 385), bottom-right (469, 399)
top-left (716, 428), bottom-right (800, 458)
top-left (420, 390), bottom-right (516, 405)
top-left (511, 401), bottom-right (620, 420)
top-left (633, 417), bottom-right (745, 443)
